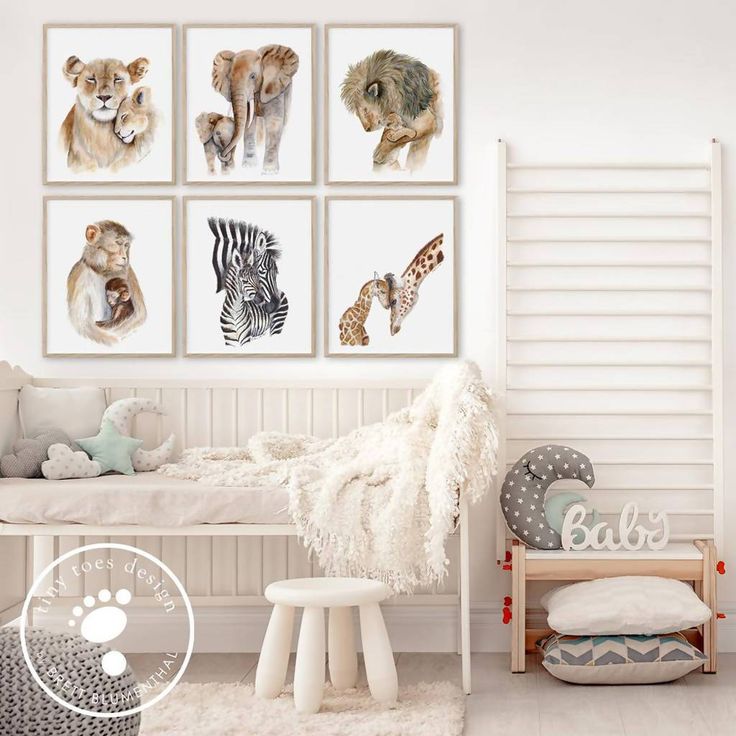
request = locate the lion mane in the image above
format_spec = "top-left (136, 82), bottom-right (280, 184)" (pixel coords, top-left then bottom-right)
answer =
top-left (340, 49), bottom-right (435, 122)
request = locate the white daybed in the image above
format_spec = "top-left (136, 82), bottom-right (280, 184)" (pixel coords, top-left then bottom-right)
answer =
top-left (0, 364), bottom-right (472, 694)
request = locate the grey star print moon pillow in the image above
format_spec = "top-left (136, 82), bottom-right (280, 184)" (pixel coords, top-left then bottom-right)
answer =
top-left (500, 445), bottom-right (596, 550)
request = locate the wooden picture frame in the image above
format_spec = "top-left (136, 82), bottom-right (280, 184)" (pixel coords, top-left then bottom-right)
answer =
top-left (324, 24), bottom-right (458, 185)
top-left (183, 24), bottom-right (316, 185)
top-left (43, 24), bottom-right (176, 185)
top-left (43, 196), bottom-right (176, 358)
top-left (183, 196), bottom-right (316, 357)
top-left (324, 196), bottom-right (458, 358)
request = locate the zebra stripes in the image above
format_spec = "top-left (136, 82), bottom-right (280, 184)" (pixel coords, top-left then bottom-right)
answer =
top-left (208, 217), bottom-right (289, 347)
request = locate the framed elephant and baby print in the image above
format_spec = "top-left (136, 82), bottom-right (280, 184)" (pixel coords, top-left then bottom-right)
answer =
top-left (184, 25), bottom-right (315, 184)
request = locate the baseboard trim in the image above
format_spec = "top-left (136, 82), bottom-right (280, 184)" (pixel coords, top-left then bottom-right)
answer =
top-left (29, 603), bottom-right (736, 653)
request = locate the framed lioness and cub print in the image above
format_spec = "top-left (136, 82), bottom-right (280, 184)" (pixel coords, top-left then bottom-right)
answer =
top-left (44, 197), bottom-right (175, 357)
top-left (44, 25), bottom-right (175, 184)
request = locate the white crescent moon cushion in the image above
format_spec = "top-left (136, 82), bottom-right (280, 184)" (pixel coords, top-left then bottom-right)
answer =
top-left (42, 444), bottom-right (102, 480)
top-left (102, 398), bottom-right (176, 472)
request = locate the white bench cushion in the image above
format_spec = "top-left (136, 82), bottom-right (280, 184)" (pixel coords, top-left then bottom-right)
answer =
top-left (0, 473), bottom-right (289, 526)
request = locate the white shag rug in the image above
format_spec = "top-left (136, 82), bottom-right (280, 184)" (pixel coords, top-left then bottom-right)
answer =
top-left (139, 681), bottom-right (464, 736)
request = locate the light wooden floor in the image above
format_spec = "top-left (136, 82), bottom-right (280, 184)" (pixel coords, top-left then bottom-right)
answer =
top-left (127, 652), bottom-right (736, 736)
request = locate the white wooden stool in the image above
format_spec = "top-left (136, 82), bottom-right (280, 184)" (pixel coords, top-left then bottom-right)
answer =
top-left (255, 577), bottom-right (398, 714)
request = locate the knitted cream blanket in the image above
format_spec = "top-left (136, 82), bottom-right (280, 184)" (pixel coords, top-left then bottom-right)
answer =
top-left (158, 362), bottom-right (498, 593)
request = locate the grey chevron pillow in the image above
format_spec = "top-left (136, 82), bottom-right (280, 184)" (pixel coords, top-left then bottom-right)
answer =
top-left (538, 632), bottom-right (706, 684)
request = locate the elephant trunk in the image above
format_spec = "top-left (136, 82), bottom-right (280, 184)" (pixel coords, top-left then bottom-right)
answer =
top-left (221, 86), bottom-right (255, 159)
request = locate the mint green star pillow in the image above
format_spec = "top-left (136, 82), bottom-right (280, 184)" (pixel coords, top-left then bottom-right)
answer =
top-left (76, 420), bottom-right (144, 475)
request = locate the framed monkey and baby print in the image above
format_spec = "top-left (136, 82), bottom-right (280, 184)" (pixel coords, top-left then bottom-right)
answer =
top-left (43, 197), bottom-right (175, 357)
top-left (41, 23), bottom-right (459, 358)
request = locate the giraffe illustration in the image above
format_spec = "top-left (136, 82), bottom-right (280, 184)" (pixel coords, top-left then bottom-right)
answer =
top-left (384, 234), bottom-right (445, 336)
top-left (338, 278), bottom-right (392, 346)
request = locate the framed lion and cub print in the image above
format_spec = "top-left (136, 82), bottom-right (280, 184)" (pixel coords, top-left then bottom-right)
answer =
top-left (44, 197), bottom-right (175, 357)
top-left (325, 24), bottom-right (456, 184)
top-left (43, 24), bottom-right (175, 184)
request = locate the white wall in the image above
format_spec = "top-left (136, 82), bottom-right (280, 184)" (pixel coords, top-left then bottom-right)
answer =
top-left (2, 0), bottom-right (736, 631)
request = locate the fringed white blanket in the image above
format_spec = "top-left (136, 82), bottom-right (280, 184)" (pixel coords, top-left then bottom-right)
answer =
top-left (158, 362), bottom-right (498, 593)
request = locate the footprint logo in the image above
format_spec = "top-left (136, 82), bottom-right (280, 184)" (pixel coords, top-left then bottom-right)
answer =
top-left (68, 588), bottom-right (132, 676)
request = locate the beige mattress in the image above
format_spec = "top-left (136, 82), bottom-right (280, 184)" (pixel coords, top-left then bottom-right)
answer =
top-left (0, 473), bottom-right (290, 526)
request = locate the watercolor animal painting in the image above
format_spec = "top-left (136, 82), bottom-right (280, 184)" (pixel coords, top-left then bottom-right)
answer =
top-left (59, 55), bottom-right (158, 172)
top-left (338, 234), bottom-right (444, 346)
top-left (197, 45), bottom-right (299, 176)
top-left (209, 217), bottom-right (289, 346)
top-left (66, 220), bottom-right (147, 345)
top-left (340, 50), bottom-right (443, 174)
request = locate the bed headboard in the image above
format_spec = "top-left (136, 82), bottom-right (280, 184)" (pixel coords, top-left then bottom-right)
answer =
top-left (0, 362), bottom-right (30, 456)
top-left (23, 377), bottom-right (427, 454)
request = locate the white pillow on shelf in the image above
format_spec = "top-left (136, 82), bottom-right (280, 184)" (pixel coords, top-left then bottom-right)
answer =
top-left (541, 576), bottom-right (711, 635)
top-left (19, 385), bottom-right (107, 441)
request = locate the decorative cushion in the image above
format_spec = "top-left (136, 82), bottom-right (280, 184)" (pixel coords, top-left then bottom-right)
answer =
top-left (19, 385), bottom-right (107, 440)
top-left (102, 398), bottom-right (176, 472)
top-left (76, 421), bottom-right (143, 476)
top-left (0, 429), bottom-right (78, 478)
top-left (499, 444), bottom-right (596, 550)
top-left (42, 443), bottom-right (102, 480)
top-left (0, 626), bottom-right (141, 733)
top-left (538, 632), bottom-right (706, 684)
top-left (541, 576), bottom-right (712, 635)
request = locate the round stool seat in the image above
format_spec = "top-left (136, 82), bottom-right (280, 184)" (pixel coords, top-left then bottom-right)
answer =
top-left (265, 577), bottom-right (391, 608)
top-left (256, 576), bottom-right (398, 714)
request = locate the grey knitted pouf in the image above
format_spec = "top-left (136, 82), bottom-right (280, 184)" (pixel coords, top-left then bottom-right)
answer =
top-left (0, 627), bottom-right (141, 735)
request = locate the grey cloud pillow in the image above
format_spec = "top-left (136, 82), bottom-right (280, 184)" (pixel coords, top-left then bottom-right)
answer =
top-left (0, 429), bottom-right (79, 478)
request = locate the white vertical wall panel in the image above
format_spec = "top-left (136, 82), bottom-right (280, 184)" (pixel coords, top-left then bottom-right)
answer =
top-left (496, 141), bottom-right (723, 561)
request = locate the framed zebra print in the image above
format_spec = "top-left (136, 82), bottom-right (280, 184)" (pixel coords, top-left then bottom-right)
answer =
top-left (184, 196), bottom-right (315, 357)
top-left (325, 196), bottom-right (457, 357)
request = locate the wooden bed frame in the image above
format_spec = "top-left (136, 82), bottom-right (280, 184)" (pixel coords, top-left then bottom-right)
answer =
top-left (510, 539), bottom-right (718, 673)
top-left (0, 364), bottom-right (473, 694)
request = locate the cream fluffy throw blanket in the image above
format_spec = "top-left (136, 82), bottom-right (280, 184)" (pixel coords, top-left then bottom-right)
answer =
top-left (158, 362), bottom-right (498, 593)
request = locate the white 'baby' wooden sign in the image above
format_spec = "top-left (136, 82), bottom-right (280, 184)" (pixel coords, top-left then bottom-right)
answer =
top-left (561, 502), bottom-right (670, 551)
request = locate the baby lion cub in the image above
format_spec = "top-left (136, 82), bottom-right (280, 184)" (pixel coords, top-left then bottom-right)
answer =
top-left (96, 277), bottom-right (134, 330)
top-left (111, 87), bottom-right (157, 170)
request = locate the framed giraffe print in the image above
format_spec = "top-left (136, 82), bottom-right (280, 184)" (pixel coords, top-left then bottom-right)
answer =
top-left (325, 196), bottom-right (456, 357)
top-left (184, 196), bottom-right (316, 357)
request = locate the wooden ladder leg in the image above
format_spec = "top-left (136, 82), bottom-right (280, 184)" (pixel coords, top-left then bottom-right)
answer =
top-left (511, 541), bottom-right (526, 673)
top-left (705, 541), bottom-right (718, 673)
top-left (696, 539), bottom-right (717, 674)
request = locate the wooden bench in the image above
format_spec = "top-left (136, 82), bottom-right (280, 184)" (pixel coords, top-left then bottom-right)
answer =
top-left (510, 539), bottom-right (718, 673)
